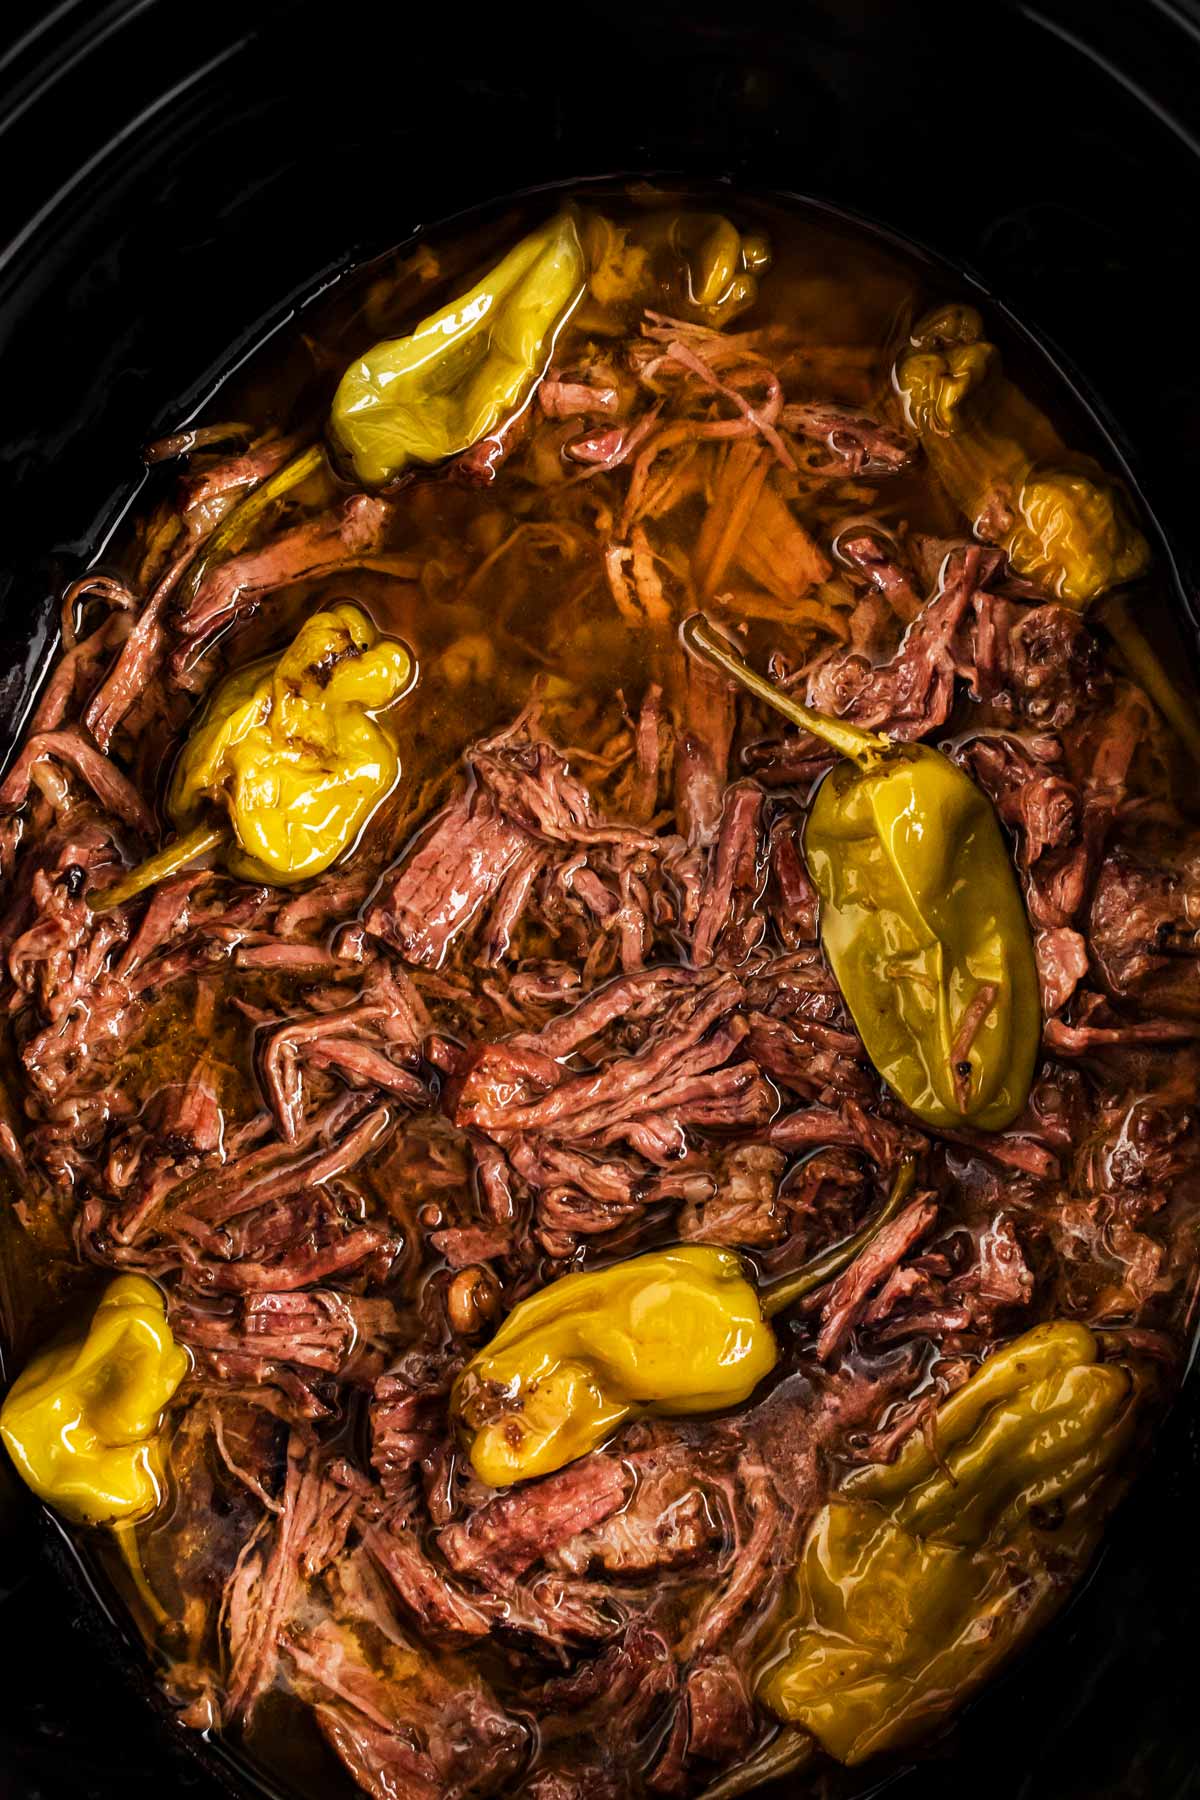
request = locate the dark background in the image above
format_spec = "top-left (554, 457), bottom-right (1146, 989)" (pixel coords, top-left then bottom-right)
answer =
top-left (3, 0), bottom-right (1200, 1795)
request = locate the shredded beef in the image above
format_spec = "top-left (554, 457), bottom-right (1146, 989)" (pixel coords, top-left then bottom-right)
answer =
top-left (1089, 839), bottom-right (1200, 1018)
top-left (439, 1457), bottom-right (632, 1586)
top-left (4, 253), bottom-right (1199, 1800)
top-left (177, 495), bottom-right (391, 645)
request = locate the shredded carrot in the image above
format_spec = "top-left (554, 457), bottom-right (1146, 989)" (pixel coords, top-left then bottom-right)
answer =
top-left (737, 482), bottom-right (831, 601)
top-left (693, 444), bottom-right (773, 599)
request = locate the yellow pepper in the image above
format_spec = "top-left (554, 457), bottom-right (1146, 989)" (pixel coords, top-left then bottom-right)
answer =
top-left (453, 1246), bottom-right (777, 1487)
top-left (169, 602), bottom-right (413, 885)
top-left (896, 304), bottom-right (1150, 608)
top-left (330, 212), bottom-right (586, 488)
top-left (760, 1321), bottom-right (1138, 1763)
top-left (0, 1275), bottom-right (188, 1525)
top-left (582, 209), bottom-right (771, 325)
top-left (895, 306), bottom-right (1200, 762)
top-left (684, 617), bottom-right (1040, 1132)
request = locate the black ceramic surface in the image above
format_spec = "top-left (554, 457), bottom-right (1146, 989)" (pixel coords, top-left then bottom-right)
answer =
top-left (3, 2), bottom-right (1200, 1796)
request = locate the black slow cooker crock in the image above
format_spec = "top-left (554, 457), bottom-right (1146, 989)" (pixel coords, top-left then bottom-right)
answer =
top-left (3, 3), bottom-right (1200, 1796)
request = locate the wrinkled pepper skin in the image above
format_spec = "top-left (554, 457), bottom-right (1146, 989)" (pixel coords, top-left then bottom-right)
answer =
top-left (583, 210), bottom-right (771, 325)
top-left (681, 616), bottom-right (1040, 1131)
top-left (0, 1275), bottom-right (188, 1525)
top-left (896, 305), bottom-right (1149, 607)
top-left (586, 208), bottom-right (773, 325)
top-left (170, 603), bottom-right (413, 883)
top-left (453, 1246), bottom-right (777, 1487)
top-left (659, 212), bottom-right (772, 324)
top-left (761, 1322), bottom-right (1137, 1763)
top-left (331, 212), bottom-right (586, 487)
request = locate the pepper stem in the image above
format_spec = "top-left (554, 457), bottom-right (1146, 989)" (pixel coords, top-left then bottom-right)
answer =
top-left (180, 440), bottom-right (326, 610)
top-left (761, 1158), bottom-right (917, 1318)
top-left (696, 1727), bottom-right (814, 1800)
top-left (680, 613), bottom-right (892, 767)
top-left (112, 1520), bottom-right (168, 1627)
top-left (1096, 593), bottom-right (1200, 765)
top-left (92, 821), bottom-right (229, 912)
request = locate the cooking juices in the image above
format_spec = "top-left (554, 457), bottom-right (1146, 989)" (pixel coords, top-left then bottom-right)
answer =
top-left (0, 184), bottom-right (1198, 1800)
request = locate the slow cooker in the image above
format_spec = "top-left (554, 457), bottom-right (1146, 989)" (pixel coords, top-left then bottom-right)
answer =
top-left (3, 2), bottom-right (1200, 1795)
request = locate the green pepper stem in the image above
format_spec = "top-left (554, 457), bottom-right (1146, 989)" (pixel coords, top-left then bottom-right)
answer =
top-left (181, 441), bottom-right (326, 611)
top-left (680, 614), bottom-right (892, 767)
top-left (1096, 593), bottom-right (1200, 765)
top-left (112, 1520), bottom-right (168, 1626)
top-left (696, 1727), bottom-right (814, 1800)
top-left (92, 822), bottom-right (229, 912)
top-left (761, 1158), bottom-right (917, 1318)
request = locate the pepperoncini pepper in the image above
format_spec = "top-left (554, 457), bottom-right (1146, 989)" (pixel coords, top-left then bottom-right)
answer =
top-left (581, 209), bottom-right (771, 326)
top-left (761, 1321), bottom-right (1138, 1764)
top-left (683, 616), bottom-right (1040, 1131)
top-left (453, 1246), bottom-right (777, 1487)
top-left (896, 305), bottom-right (1150, 609)
top-left (330, 212), bottom-right (587, 489)
top-left (0, 1275), bottom-right (188, 1525)
top-left (98, 604), bottom-right (414, 909)
top-left (895, 305), bottom-right (1200, 761)
top-left (169, 602), bottom-right (413, 884)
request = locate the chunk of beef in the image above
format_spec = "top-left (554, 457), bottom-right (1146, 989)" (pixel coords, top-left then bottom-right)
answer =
top-left (175, 1289), bottom-right (398, 1408)
top-left (550, 1442), bottom-right (730, 1577)
top-left (782, 403), bottom-right (914, 475)
top-left (769, 1101), bottom-right (924, 1172)
top-left (257, 964), bottom-right (430, 1140)
top-left (367, 791), bottom-right (530, 969)
top-left (674, 655), bottom-right (736, 848)
top-left (652, 1657), bottom-right (756, 1791)
top-left (836, 530), bottom-right (922, 622)
top-left (223, 1435), bottom-right (342, 1722)
top-left (0, 727), bottom-right (155, 835)
top-left (290, 1615), bottom-right (524, 1800)
top-left (1089, 841), bottom-right (1200, 1019)
top-left (867, 1213), bottom-right (1035, 1346)
top-left (438, 1457), bottom-right (632, 1586)
top-left (677, 1144), bottom-right (787, 1247)
top-left (367, 716), bottom-right (659, 971)
top-left (371, 1353), bottom-right (458, 1509)
top-left (746, 1008), bottom-right (871, 1107)
top-left (968, 593), bottom-right (1105, 727)
top-left (1037, 926), bottom-right (1090, 1017)
top-left (364, 1522), bottom-right (493, 1640)
top-left (532, 1622), bottom-right (676, 1745)
top-left (458, 969), bottom-right (773, 1166)
top-left (765, 814), bottom-right (819, 946)
top-left (813, 1196), bottom-right (939, 1360)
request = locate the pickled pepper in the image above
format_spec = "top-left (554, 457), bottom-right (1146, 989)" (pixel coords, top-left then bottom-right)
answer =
top-left (682, 615), bottom-right (1040, 1131)
top-left (453, 1245), bottom-right (777, 1487)
top-left (761, 1322), bottom-right (1138, 1763)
